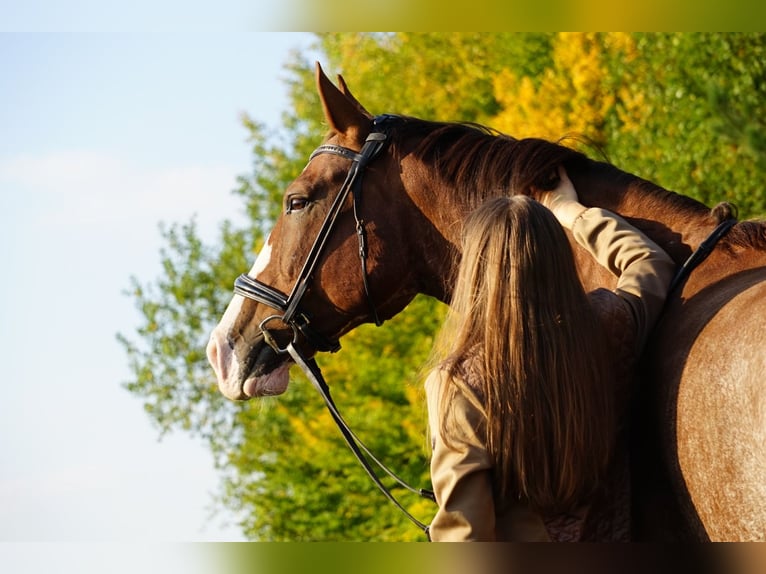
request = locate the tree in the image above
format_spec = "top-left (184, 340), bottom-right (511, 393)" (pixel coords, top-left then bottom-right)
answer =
top-left (318, 33), bottom-right (552, 123)
top-left (120, 33), bottom-right (766, 541)
top-left (603, 33), bottom-right (766, 218)
top-left (487, 32), bottom-right (766, 218)
top-left (491, 32), bottom-right (622, 145)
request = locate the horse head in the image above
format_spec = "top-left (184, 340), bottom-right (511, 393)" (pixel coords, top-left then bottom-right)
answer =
top-left (207, 64), bottom-right (423, 401)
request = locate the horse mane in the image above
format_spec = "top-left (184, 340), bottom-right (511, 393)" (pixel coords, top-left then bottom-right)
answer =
top-left (727, 219), bottom-right (766, 250)
top-left (389, 117), bottom-right (582, 206)
top-left (386, 116), bottom-right (766, 251)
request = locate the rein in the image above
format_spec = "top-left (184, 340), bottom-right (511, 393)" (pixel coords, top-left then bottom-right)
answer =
top-left (286, 342), bottom-right (434, 536)
top-left (233, 115), bottom-right (435, 538)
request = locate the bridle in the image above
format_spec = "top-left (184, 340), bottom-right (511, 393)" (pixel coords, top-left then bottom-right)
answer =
top-left (233, 115), bottom-right (397, 353)
top-left (232, 114), bottom-right (435, 538)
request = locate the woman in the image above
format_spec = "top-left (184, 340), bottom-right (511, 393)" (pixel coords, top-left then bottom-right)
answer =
top-left (425, 166), bottom-right (676, 541)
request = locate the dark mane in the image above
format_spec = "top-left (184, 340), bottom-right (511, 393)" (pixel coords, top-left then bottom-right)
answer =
top-left (705, 201), bottom-right (766, 250)
top-left (387, 116), bottom-right (766, 251)
top-left (389, 117), bottom-right (583, 207)
top-left (728, 220), bottom-right (766, 250)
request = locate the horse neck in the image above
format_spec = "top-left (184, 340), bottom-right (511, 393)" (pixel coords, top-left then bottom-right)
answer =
top-left (571, 165), bottom-right (766, 294)
top-left (403, 157), bottom-right (718, 279)
top-left (395, 129), bottom-right (754, 300)
top-left (395, 162), bottom-right (466, 304)
top-left (396, 159), bottom-right (711, 303)
top-left (572, 164), bottom-right (721, 264)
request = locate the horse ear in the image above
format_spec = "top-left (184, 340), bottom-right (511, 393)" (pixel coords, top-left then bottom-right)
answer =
top-left (336, 73), bottom-right (371, 117)
top-left (316, 62), bottom-right (371, 138)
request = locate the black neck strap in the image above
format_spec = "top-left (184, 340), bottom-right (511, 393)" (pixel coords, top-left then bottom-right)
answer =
top-left (668, 218), bottom-right (737, 293)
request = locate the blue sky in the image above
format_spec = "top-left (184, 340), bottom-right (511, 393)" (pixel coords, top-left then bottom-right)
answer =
top-left (0, 32), bottom-right (316, 542)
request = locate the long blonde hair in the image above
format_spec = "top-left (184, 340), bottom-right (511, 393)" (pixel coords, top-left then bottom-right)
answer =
top-left (432, 195), bottom-right (615, 513)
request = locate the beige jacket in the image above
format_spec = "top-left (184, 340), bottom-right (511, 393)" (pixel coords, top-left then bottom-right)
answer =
top-left (426, 207), bottom-right (676, 542)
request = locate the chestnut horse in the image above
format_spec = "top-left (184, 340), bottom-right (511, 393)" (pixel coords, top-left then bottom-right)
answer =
top-left (207, 64), bottom-right (766, 541)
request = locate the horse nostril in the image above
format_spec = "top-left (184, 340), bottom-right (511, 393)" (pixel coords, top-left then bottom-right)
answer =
top-left (207, 330), bottom-right (234, 379)
top-left (256, 340), bottom-right (275, 365)
top-left (206, 335), bottom-right (220, 373)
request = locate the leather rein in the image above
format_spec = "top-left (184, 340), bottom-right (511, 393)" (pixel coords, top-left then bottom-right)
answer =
top-left (232, 115), bottom-right (434, 537)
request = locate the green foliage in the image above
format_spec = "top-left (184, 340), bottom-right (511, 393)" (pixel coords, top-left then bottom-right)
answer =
top-left (118, 218), bottom-right (249, 455)
top-left (120, 33), bottom-right (766, 541)
top-left (601, 33), bottom-right (766, 218)
top-left (319, 33), bottom-right (552, 122)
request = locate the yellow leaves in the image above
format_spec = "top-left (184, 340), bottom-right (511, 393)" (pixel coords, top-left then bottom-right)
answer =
top-left (617, 86), bottom-right (647, 135)
top-left (490, 33), bottom-right (634, 145)
top-left (333, 33), bottom-right (381, 80)
top-left (277, 402), bottom-right (325, 451)
top-left (604, 31), bottom-right (638, 61)
top-left (493, 70), bottom-right (563, 141)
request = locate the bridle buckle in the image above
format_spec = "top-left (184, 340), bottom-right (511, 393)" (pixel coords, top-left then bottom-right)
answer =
top-left (258, 314), bottom-right (298, 354)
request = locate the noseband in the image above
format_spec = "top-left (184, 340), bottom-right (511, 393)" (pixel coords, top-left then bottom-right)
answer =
top-left (231, 114), bottom-right (434, 538)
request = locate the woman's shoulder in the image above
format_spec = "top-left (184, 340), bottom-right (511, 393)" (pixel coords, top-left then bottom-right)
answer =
top-left (425, 356), bottom-right (485, 403)
top-left (426, 353), bottom-right (478, 382)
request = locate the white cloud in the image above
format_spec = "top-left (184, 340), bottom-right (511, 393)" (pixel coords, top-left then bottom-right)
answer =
top-left (0, 150), bottom-right (248, 239)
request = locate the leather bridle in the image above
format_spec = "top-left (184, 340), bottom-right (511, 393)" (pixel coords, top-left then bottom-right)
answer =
top-left (233, 115), bottom-right (397, 353)
top-left (231, 114), bottom-right (434, 538)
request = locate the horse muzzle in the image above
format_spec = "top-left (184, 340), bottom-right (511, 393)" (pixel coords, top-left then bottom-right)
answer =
top-left (206, 328), bottom-right (292, 400)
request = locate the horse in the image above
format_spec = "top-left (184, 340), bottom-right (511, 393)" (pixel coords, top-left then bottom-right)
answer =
top-left (206, 63), bottom-right (766, 541)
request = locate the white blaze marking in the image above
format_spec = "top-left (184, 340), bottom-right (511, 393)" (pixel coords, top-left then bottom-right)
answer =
top-left (217, 233), bottom-right (273, 332)
top-left (248, 233), bottom-right (273, 279)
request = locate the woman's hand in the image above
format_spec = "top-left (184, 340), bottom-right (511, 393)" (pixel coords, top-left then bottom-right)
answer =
top-left (538, 166), bottom-right (587, 229)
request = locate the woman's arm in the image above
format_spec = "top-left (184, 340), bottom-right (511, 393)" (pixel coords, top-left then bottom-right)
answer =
top-left (540, 167), bottom-right (676, 351)
top-left (571, 208), bottom-right (676, 351)
top-left (425, 369), bottom-right (497, 541)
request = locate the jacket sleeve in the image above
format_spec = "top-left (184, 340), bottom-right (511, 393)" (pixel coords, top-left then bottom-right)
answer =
top-left (425, 369), bottom-right (497, 541)
top-left (571, 208), bottom-right (676, 352)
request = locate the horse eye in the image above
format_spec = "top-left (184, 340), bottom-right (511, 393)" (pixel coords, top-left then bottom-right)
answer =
top-left (287, 197), bottom-right (308, 213)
